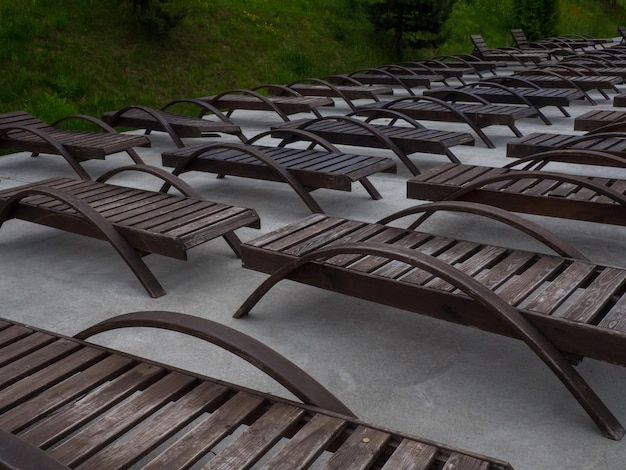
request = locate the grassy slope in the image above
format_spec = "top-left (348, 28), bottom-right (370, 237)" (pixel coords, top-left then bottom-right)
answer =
top-left (2, 0), bottom-right (626, 123)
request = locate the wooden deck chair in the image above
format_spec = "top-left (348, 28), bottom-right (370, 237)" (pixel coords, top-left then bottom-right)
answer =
top-left (329, 66), bottom-right (445, 96)
top-left (101, 100), bottom-right (247, 148)
top-left (0, 166), bottom-right (259, 297)
top-left (469, 34), bottom-right (549, 65)
top-left (405, 150), bottom-right (626, 226)
top-left (507, 126), bottom-right (626, 162)
top-left (429, 54), bottom-right (501, 76)
top-left (198, 87), bottom-right (334, 122)
top-left (574, 108), bottom-right (626, 131)
top-left (0, 111), bottom-right (150, 180)
top-left (272, 112), bottom-right (475, 176)
top-left (234, 204), bottom-right (626, 440)
top-left (425, 76), bottom-right (585, 118)
top-left (510, 28), bottom-right (583, 55)
top-left (160, 129), bottom-right (397, 214)
top-left (0, 311), bottom-right (514, 469)
top-left (355, 95), bottom-right (540, 148)
top-left (265, 77), bottom-right (393, 112)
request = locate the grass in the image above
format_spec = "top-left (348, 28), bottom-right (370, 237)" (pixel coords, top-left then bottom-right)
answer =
top-left (2, 0), bottom-right (626, 124)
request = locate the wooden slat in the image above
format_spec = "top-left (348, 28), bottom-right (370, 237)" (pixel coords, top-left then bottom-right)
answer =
top-left (442, 453), bottom-right (491, 470)
top-left (258, 414), bottom-right (347, 470)
top-left (322, 425), bottom-right (390, 470)
top-left (204, 403), bottom-right (305, 469)
top-left (142, 391), bottom-right (266, 470)
top-left (380, 439), bottom-right (438, 469)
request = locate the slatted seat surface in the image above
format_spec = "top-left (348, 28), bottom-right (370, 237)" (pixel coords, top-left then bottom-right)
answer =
top-left (0, 111), bottom-right (150, 160)
top-left (406, 163), bottom-right (626, 225)
top-left (198, 94), bottom-right (334, 115)
top-left (161, 143), bottom-right (396, 191)
top-left (511, 74), bottom-right (622, 91)
top-left (241, 213), bottom-right (626, 366)
top-left (342, 73), bottom-right (444, 88)
top-left (424, 86), bottom-right (584, 108)
top-left (507, 132), bottom-right (626, 160)
top-left (0, 177), bottom-right (260, 259)
top-left (358, 100), bottom-right (537, 128)
top-left (101, 108), bottom-right (242, 138)
top-left (574, 109), bottom-right (626, 131)
top-left (269, 84), bottom-right (394, 100)
top-left (274, 119), bottom-right (475, 155)
top-left (0, 318), bottom-right (513, 470)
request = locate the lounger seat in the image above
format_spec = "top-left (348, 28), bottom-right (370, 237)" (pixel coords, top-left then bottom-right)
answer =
top-left (470, 34), bottom-right (549, 65)
top-left (161, 135), bottom-right (397, 214)
top-left (574, 109), bottom-right (626, 131)
top-left (272, 114), bottom-right (475, 176)
top-left (356, 96), bottom-right (538, 148)
top-left (101, 101), bottom-right (246, 148)
top-left (334, 67), bottom-right (446, 95)
top-left (0, 311), bottom-right (514, 469)
top-left (507, 131), bottom-right (626, 161)
top-left (198, 88), bottom-right (334, 121)
top-left (0, 111), bottom-right (150, 180)
top-left (405, 160), bottom-right (626, 225)
top-left (0, 172), bottom-right (260, 297)
top-left (235, 209), bottom-right (626, 440)
top-left (266, 78), bottom-right (393, 112)
top-left (614, 93), bottom-right (626, 106)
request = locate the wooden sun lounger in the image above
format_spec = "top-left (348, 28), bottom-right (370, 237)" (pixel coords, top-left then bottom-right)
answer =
top-left (0, 167), bottom-right (260, 297)
top-left (160, 129), bottom-right (397, 214)
top-left (101, 100), bottom-right (247, 148)
top-left (507, 131), bottom-right (626, 161)
top-left (405, 152), bottom-right (626, 226)
top-left (198, 87), bottom-right (334, 121)
top-left (0, 311), bottom-right (514, 470)
top-left (470, 34), bottom-right (549, 65)
top-left (330, 67), bottom-right (445, 96)
top-left (574, 109), bottom-right (626, 131)
top-left (234, 206), bottom-right (626, 440)
top-left (272, 113), bottom-right (475, 176)
top-left (0, 111), bottom-right (150, 180)
top-left (266, 78), bottom-right (393, 112)
top-left (356, 96), bottom-right (539, 148)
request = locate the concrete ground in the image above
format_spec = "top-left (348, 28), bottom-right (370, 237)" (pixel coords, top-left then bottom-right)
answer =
top-left (1, 53), bottom-right (626, 469)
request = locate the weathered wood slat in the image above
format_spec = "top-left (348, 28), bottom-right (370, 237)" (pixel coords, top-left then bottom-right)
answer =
top-left (322, 425), bottom-right (390, 469)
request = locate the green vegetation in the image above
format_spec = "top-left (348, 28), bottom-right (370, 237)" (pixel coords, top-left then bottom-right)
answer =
top-left (2, 0), bottom-right (626, 124)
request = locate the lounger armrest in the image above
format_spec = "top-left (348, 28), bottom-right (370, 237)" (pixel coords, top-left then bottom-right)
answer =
top-left (74, 311), bottom-right (355, 417)
top-left (0, 429), bottom-right (69, 470)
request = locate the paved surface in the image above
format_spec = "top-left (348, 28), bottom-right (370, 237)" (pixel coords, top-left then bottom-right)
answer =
top-left (1, 53), bottom-right (626, 468)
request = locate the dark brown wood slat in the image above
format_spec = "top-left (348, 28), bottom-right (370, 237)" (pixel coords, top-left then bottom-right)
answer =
top-left (20, 362), bottom-right (164, 448)
top-left (371, 233), bottom-right (450, 279)
top-left (473, 251), bottom-right (536, 291)
top-left (49, 371), bottom-right (196, 467)
top-left (497, 257), bottom-right (566, 306)
top-left (0, 325), bottom-right (34, 348)
top-left (344, 229), bottom-right (436, 273)
top-left (321, 425), bottom-right (390, 470)
top-left (269, 218), bottom-right (363, 254)
top-left (426, 245), bottom-right (508, 291)
top-left (244, 214), bottom-right (328, 248)
top-left (142, 392), bottom-right (266, 470)
top-left (596, 179), bottom-right (626, 204)
top-left (557, 269), bottom-right (626, 324)
top-left (380, 439), bottom-right (438, 469)
top-left (598, 294), bottom-right (626, 333)
top-left (0, 331), bottom-right (56, 367)
top-left (0, 339), bottom-right (80, 388)
top-left (258, 414), bottom-right (347, 470)
top-left (442, 453), bottom-right (491, 470)
top-left (78, 381), bottom-right (229, 469)
top-left (524, 262), bottom-right (596, 315)
top-left (0, 347), bottom-right (106, 414)
top-left (0, 355), bottom-right (134, 433)
top-left (204, 402), bottom-right (305, 469)
top-left (546, 181), bottom-right (578, 198)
